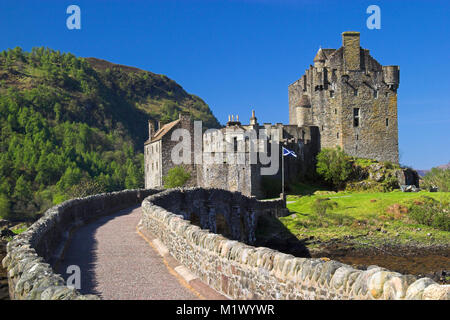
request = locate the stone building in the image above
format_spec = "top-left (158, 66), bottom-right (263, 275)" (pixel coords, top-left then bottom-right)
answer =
top-left (288, 31), bottom-right (400, 163)
top-left (144, 112), bottom-right (319, 198)
top-left (144, 113), bottom-right (197, 188)
top-left (197, 111), bottom-right (319, 198)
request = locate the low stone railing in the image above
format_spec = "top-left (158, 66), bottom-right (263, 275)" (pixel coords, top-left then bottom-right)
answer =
top-left (139, 188), bottom-right (449, 300)
top-left (2, 189), bottom-right (159, 300)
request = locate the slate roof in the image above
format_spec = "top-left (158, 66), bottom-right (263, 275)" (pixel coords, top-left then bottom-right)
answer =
top-left (144, 119), bottom-right (181, 145)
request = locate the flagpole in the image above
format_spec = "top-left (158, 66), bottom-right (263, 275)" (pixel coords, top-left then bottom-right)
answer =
top-left (281, 147), bottom-right (285, 197)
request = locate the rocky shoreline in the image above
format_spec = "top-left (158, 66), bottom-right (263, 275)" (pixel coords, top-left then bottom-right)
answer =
top-left (309, 240), bottom-right (450, 284)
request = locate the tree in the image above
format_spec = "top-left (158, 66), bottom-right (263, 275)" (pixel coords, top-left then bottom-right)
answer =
top-left (316, 147), bottom-right (352, 189)
top-left (163, 166), bottom-right (191, 189)
top-left (0, 193), bottom-right (11, 219)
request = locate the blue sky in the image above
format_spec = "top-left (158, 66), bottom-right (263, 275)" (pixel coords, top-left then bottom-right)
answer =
top-left (0, 0), bottom-right (449, 169)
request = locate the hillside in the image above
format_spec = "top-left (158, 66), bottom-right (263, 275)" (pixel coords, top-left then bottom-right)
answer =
top-left (416, 162), bottom-right (450, 177)
top-left (0, 47), bottom-right (220, 220)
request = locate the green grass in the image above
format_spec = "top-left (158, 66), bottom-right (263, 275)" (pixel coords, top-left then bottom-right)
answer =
top-left (282, 190), bottom-right (450, 247)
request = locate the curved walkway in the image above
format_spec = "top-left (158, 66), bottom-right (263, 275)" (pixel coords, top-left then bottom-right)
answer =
top-left (58, 206), bottom-right (198, 300)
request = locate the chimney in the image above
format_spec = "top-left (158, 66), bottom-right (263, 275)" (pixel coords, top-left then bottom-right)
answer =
top-left (250, 109), bottom-right (258, 126)
top-left (342, 31), bottom-right (361, 71)
top-left (148, 120), bottom-right (155, 139)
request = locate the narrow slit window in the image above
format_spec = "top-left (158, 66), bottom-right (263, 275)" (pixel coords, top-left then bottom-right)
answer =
top-left (386, 118), bottom-right (389, 127)
top-left (353, 108), bottom-right (360, 127)
top-left (330, 90), bottom-right (335, 98)
top-left (354, 89), bottom-right (358, 96)
top-left (233, 137), bottom-right (238, 152)
top-left (374, 90), bottom-right (378, 99)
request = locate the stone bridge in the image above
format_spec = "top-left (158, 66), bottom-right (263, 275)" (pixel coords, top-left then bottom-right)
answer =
top-left (2, 188), bottom-right (449, 300)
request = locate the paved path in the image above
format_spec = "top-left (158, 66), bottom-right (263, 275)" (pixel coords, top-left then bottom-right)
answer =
top-left (58, 206), bottom-right (198, 300)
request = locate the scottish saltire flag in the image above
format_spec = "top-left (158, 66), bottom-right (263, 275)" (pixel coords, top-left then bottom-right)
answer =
top-left (282, 147), bottom-right (297, 158)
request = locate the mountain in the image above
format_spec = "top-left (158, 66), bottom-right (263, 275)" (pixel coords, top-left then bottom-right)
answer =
top-left (0, 47), bottom-right (220, 220)
top-left (416, 162), bottom-right (450, 177)
top-left (437, 162), bottom-right (450, 170)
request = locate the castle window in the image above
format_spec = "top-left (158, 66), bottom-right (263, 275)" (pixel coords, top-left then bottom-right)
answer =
top-left (356, 134), bottom-right (359, 140)
top-left (353, 108), bottom-right (360, 127)
top-left (233, 137), bottom-right (238, 152)
top-left (321, 125), bottom-right (324, 131)
top-left (334, 109), bottom-right (337, 115)
top-left (386, 118), bottom-right (389, 127)
top-left (330, 90), bottom-right (335, 98)
top-left (354, 89), bottom-right (358, 96)
top-left (337, 132), bottom-right (339, 138)
top-left (374, 90), bottom-right (378, 99)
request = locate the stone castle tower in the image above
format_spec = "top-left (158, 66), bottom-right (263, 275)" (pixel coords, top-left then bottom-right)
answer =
top-left (288, 31), bottom-right (399, 163)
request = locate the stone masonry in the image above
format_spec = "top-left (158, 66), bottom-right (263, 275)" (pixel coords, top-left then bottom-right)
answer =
top-left (289, 31), bottom-right (399, 163)
top-left (139, 189), bottom-right (449, 300)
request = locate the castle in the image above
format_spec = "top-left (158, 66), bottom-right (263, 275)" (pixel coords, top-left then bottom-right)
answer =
top-left (289, 31), bottom-right (399, 162)
top-left (144, 32), bottom-right (400, 198)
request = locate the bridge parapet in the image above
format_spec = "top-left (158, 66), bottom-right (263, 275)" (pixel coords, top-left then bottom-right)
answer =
top-left (140, 188), bottom-right (450, 300)
top-left (2, 189), bottom-right (160, 300)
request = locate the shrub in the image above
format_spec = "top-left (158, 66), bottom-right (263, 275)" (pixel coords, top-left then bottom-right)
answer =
top-left (408, 196), bottom-right (450, 231)
top-left (311, 198), bottom-right (338, 217)
top-left (422, 167), bottom-right (450, 192)
top-left (316, 147), bottom-right (352, 189)
top-left (163, 166), bottom-right (191, 189)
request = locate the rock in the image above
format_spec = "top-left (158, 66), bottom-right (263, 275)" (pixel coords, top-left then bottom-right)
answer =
top-left (400, 185), bottom-right (420, 192)
top-left (0, 228), bottom-right (15, 239)
top-left (331, 266), bottom-right (358, 290)
top-left (422, 284), bottom-right (450, 300)
top-left (368, 271), bottom-right (401, 299)
top-left (405, 278), bottom-right (436, 299)
top-left (383, 275), bottom-right (417, 300)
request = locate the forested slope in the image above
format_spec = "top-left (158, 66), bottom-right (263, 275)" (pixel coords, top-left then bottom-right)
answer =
top-left (0, 47), bottom-right (220, 220)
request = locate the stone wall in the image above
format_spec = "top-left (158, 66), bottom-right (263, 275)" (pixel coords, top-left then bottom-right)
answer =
top-left (147, 188), bottom-right (287, 245)
top-left (140, 188), bottom-right (449, 300)
top-left (2, 189), bottom-right (159, 300)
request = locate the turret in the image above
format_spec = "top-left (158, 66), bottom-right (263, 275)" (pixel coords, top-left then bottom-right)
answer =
top-left (382, 65), bottom-right (400, 90)
top-left (296, 95), bottom-right (312, 127)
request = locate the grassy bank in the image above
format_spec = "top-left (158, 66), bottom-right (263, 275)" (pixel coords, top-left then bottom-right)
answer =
top-left (282, 190), bottom-right (450, 248)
